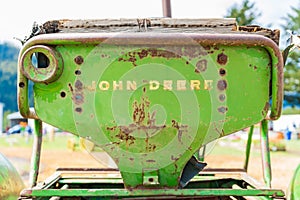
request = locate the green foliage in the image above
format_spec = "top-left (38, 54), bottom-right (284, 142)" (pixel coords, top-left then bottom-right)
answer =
top-left (0, 43), bottom-right (19, 112)
top-left (281, 3), bottom-right (300, 104)
top-left (224, 0), bottom-right (262, 25)
top-left (282, 4), bottom-right (300, 31)
top-left (3, 110), bottom-right (11, 131)
top-left (282, 107), bottom-right (300, 115)
top-left (0, 43), bottom-right (19, 61)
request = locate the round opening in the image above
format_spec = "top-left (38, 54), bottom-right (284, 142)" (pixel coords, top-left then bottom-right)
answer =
top-left (60, 91), bottom-right (66, 98)
top-left (75, 70), bottom-right (82, 75)
top-left (148, 178), bottom-right (154, 182)
top-left (219, 68), bottom-right (226, 76)
top-left (31, 52), bottom-right (50, 68)
top-left (19, 82), bottom-right (25, 88)
top-left (75, 107), bottom-right (82, 113)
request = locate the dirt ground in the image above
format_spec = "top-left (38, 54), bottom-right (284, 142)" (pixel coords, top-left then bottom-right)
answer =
top-left (0, 139), bottom-right (299, 194)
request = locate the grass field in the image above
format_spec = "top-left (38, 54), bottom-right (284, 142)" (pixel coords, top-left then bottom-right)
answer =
top-left (0, 132), bottom-right (299, 193)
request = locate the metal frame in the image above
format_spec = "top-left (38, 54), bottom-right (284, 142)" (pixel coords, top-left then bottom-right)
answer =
top-left (17, 32), bottom-right (285, 199)
top-left (18, 33), bottom-right (283, 120)
top-left (20, 118), bottom-right (285, 199)
top-left (20, 168), bottom-right (285, 199)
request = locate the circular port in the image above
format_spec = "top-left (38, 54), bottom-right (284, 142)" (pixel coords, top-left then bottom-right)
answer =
top-left (20, 45), bottom-right (64, 83)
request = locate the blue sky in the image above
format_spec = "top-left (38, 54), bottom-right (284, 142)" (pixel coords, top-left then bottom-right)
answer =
top-left (0, 0), bottom-right (299, 47)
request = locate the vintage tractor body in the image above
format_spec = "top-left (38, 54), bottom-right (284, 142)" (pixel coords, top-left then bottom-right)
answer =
top-left (11, 18), bottom-right (299, 199)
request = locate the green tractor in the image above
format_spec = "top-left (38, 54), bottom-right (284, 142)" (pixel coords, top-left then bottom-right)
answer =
top-left (1, 18), bottom-right (300, 199)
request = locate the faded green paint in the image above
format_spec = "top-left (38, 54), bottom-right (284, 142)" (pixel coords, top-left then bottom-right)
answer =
top-left (29, 119), bottom-right (43, 187)
top-left (20, 45), bottom-right (63, 83)
top-left (24, 188), bottom-right (285, 198)
top-left (287, 164), bottom-right (300, 200)
top-left (19, 168), bottom-right (286, 199)
top-left (18, 33), bottom-right (283, 190)
top-left (0, 153), bottom-right (24, 200)
top-left (260, 119), bottom-right (272, 188)
top-left (244, 125), bottom-right (254, 171)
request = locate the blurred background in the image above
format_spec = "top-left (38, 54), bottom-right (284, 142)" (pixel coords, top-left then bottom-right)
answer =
top-left (0, 0), bottom-right (299, 193)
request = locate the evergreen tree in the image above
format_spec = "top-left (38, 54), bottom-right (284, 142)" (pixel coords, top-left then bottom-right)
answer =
top-left (0, 43), bottom-right (20, 112)
top-left (281, 3), bottom-right (300, 94)
top-left (224, 0), bottom-right (262, 25)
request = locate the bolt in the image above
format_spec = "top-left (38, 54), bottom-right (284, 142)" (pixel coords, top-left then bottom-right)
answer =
top-left (74, 56), bottom-right (84, 65)
top-left (217, 53), bottom-right (228, 65)
top-left (217, 80), bottom-right (227, 91)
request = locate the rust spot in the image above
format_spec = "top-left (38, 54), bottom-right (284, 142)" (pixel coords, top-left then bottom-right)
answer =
top-left (19, 82), bottom-right (25, 88)
top-left (71, 80), bottom-right (84, 105)
top-left (262, 102), bottom-right (270, 116)
top-left (145, 141), bottom-right (157, 152)
top-left (68, 83), bottom-right (74, 92)
top-left (74, 56), bottom-right (84, 65)
top-left (137, 49), bottom-right (149, 59)
top-left (219, 68), bottom-right (226, 76)
top-left (106, 126), bottom-right (116, 131)
top-left (129, 157), bottom-right (134, 161)
top-left (115, 129), bottom-right (136, 145)
top-left (171, 120), bottom-right (180, 129)
top-left (106, 94), bottom-right (165, 149)
top-left (75, 80), bottom-right (83, 90)
top-left (101, 54), bottom-right (110, 58)
top-left (75, 107), bottom-right (82, 113)
top-left (146, 159), bottom-right (156, 163)
top-left (171, 120), bottom-right (188, 143)
top-left (203, 46), bottom-right (211, 51)
top-left (249, 64), bottom-right (257, 70)
top-left (218, 106), bottom-right (228, 114)
top-left (118, 48), bottom-right (182, 66)
top-left (171, 155), bottom-right (179, 161)
top-left (217, 80), bottom-right (227, 91)
top-left (219, 94), bottom-right (226, 102)
top-left (212, 122), bottom-right (226, 136)
top-left (217, 53), bottom-right (228, 65)
top-left (195, 59), bottom-right (207, 73)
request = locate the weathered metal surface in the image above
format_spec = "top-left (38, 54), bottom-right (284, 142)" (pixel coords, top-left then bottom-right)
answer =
top-left (20, 45), bottom-right (63, 83)
top-left (34, 18), bottom-right (279, 44)
top-left (244, 125), bottom-right (254, 171)
top-left (260, 119), bottom-right (272, 188)
top-left (20, 188), bottom-right (286, 198)
top-left (17, 18), bottom-right (287, 199)
top-left (19, 168), bottom-right (285, 199)
top-left (287, 164), bottom-right (300, 200)
top-left (29, 119), bottom-right (43, 187)
top-left (0, 153), bottom-right (25, 200)
top-left (18, 31), bottom-right (283, 189)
